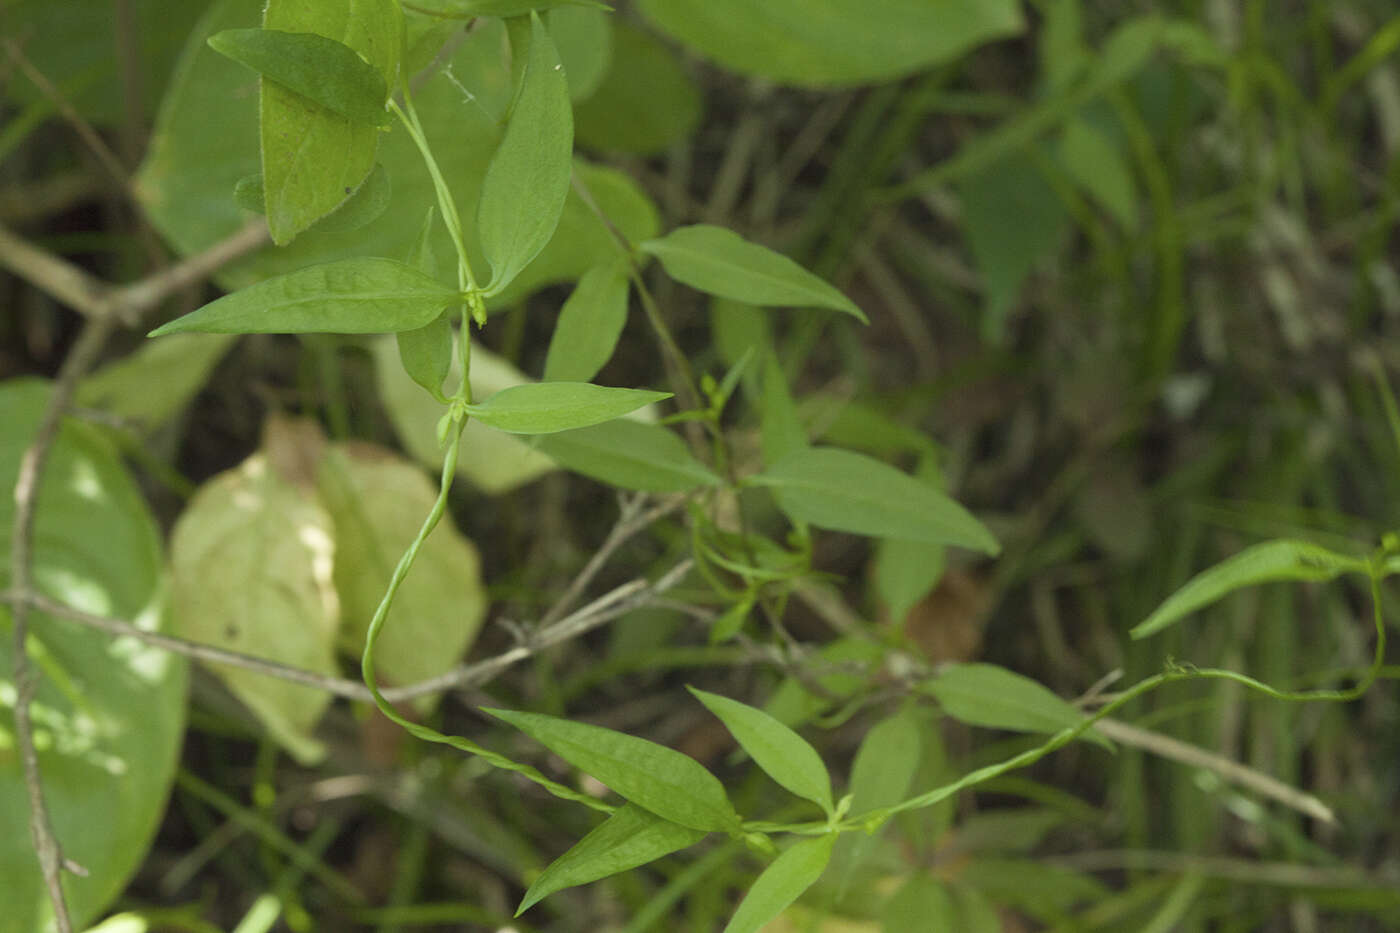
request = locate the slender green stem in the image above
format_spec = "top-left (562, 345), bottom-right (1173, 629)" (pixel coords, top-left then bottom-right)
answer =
top-left (358, 414), bottom-right (613, 816)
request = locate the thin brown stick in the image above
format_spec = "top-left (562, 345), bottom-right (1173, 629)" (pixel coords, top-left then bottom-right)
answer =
top-left (0, 218), bottom-right (268, 324)
top-left (9, 319), bottom-right (116, 933)
top-left (1, 559), bottom-right (694, 706)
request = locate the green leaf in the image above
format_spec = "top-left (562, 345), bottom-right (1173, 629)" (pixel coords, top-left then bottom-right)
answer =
top-left (207, 28), bottom-right (390, 125)
top-left (760, 350), bottom-right (807, 467)
top-left (410, 0), bottom-right (609, 16)
top-left (872, 455), bottom-right (946, 623)
top-left (548, 5), bottom-right (613, 101)
top-left (168, 436), bottom-right (340, 763)
top-left (233, 163), bottom-right (393, 235)
top-left (78, 333), bottom-right (238, 432)
top-left (722, 835), bottom-right (836, 933)
top-left (517, 803), bottom-right (706, 914)
top-left (636, 0), bottom-right (1023, 87)
top-left (0, 379), bottom-right (187, 933)
top-left (1057, 118), bottom-right (1138, 228)
top-left (372, 338), bottom-right (558, 493)
top-left (961, 148), bottom-right (1068, 342)
top-left (574, 20), bottom-right (703, 154)
top-left (1131, 539), bottom-right (1367, 640)
top-left (483, 708), bottom-right (743, 832)
top-left (137, 4), bottom-right (659, 309)
top-left (396, 314), bottom-right (454, 401)
top-left (923, 663), bottom-right (1094, 740)
top-left (641, 225), bottom-right (866, 321)
top-left (478, 12), bottom-right (574, 294)
top-left (881, 877), bottom-right (960, 932)
top-left (688, 688), bottom-right (834, 815)
top-left (533, 418), bottom-right (722, 491)
top-left (543, 260), bottom-right (630, 382)
top-left (259, 0), bottom-right (402, 244)
top-left (708, 595), bottom-right (753, 644)
top-left (465, 382), bottom-right (671, 434)
top-left (849, 706), bottom-right (923, 815)
top-left (748, 446), bottom-right (999, 553)
top-left (149, 258), bottom-right (461, 336)
top-left (317, 444), bottom-right (487, 711)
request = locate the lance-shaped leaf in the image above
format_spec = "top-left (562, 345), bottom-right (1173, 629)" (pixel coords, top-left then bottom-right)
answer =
top-left (259, 0), bottom-right (401, 244)
top-left (923, 663), bottom-right (1100, 744)
top-left (208, 28), bottom-right (389, 125)
top-left (748, 446), bottom-right (998, 553)
top-left (465, 382), bottom-right (670, 434)
top-left (723, 835), bottom-right (836, 933)
top-left (640, 225), bottom-right (866, 321)
top-left (478, 12), bottom-right (574, 294)
top-left (518, 803), bottom-right (706, 914)
top-left (534, 418), bottom-right (720, 491)
top-left (1132, 539), bottom-right (1367, 639)
top-left (483, 708), bottom-right (742, 832)
top-left (544, 260), bottom-right (630, 382)
top-left (149, 258), bottom-right (461, 336)
top-left (689, 688), bottom-right (833, 815)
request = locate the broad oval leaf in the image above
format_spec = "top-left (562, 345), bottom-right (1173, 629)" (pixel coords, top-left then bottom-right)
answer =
top-left (688, 687), bottom-right (833, 815)
top-left (317, 443), bottom-right (488, 710)
top-left (396, 312), bottom-right (454, 401)
top-left (1131, 539), bottom-right (1366, 640)
top-left (207, 28), bottom-right (390, 125)
top-left (637, 0), bottom-right (1023, 87)
top-left (517, 803), bottom-right (706, 914)
top-left (479, 12), bottom-right (574, 294)
top-left (748, 446), bottom-right (999, 554)
top-left (169, 449), bottom-right (340, 763)
top-left (148, 258), bottom-right (461, 336)
top-left (259, 0), bottom-right (402, 244)
top-left (483, 708), bottom-right (742, 832)
top-left (722, 835), bottom-right (836, 933)
top-left (0, 379), bottom-right (187, 933)
top-left (533, 418), bottom-right (722, 491)
top-left (465, 383), bottom-right (671, 434)
top-left (640, 225), bottom-right (866, 321)
top-left (923, 663), bottom-right (1094, 740)
top-left (543, 260), bottom-right (630, 383)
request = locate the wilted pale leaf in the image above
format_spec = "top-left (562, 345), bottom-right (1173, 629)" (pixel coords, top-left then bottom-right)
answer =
top-left (169, 452), bottom-right (340, 762)
top-left (318, 442), bottom-right (487, 705)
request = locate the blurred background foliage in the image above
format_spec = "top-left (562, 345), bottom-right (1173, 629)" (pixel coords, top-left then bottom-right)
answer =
top-left (3, 0), bottom-right (1400, 929)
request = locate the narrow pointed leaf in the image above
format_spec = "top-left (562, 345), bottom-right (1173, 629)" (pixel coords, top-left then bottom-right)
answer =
top-left (722, 835), bottom-right (836, 933)
top-left (760, 349), bottom-right (806, 466)
top-left (544, 260), bottom-right (630, 382)
top-left (533, 419), bottom-right (722, 491)
top-left (148, 259), bottom-right (460, 336)
top-left (1132, 539), bottom-right (1366, 639)
top-left (923, 663), bottom-right (1101, 744)
top-left (208, 28), bottom-right (390, 125)
top-left (397, 314), bottom-right (454, 400)
top-left (517, 803), bottom-right (706, 914)
top-left (479, 12), bottom-right (574, 293)
top-left (748, 446), bottom-right (998, 553)
top-left (483, 708), bottom-right (742, 832)
top-left (689, 688), bottom-right (833, 815)
top-left (465, 382), bottom-right (670, 434)
top-left (640, 224), bottom-right (866, 321)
